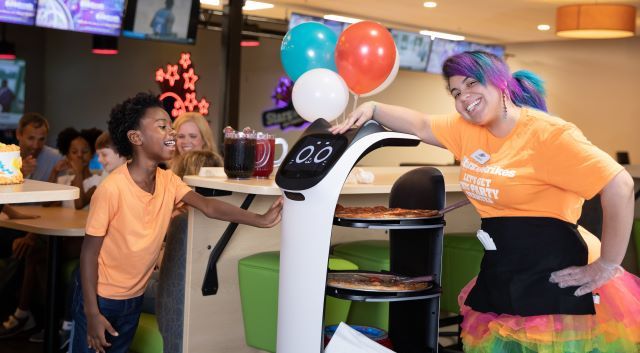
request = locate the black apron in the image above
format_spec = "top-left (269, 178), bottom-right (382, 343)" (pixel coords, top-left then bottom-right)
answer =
top-left (464, 217), bottom-right (596, 316)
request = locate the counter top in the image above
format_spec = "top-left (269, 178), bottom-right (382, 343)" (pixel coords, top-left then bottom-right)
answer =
top-left (184, 166), bottom-right (462, 195)
top-left (0, 205), bottom-right (87, 236)
top-left (0, 179), bottom-right (79, 204)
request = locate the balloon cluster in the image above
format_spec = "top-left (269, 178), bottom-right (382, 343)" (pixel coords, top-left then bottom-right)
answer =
top-left (281, 21), bottom-right (399, 123)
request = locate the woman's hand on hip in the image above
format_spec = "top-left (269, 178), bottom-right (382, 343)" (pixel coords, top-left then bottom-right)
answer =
top-left (549, 258), bottom-right (624, 296)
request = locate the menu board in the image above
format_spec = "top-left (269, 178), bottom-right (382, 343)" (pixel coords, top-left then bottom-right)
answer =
top-left (0, 0), bottom-right (37, 25)
top-left (391, 29), bottom-right (431, 71)
top-left (35, 0), bottom-right (125, 36)
top-left (426, 39), bottom-right (471, 75)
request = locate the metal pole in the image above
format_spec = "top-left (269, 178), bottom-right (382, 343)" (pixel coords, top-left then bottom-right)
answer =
top-left (220, 0), bottom-right (244, 137)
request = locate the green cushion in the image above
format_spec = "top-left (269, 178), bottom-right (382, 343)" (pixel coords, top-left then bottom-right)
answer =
top-left (333, 240), bottom-right (390, 330)
top-left (333, 241), bottom-right (390, 271)
top-left (238, 251), bottom-right (358, 353)
top-left (62, 259), bottom-right (79, 287)
top-left (130, 313), bottom-right (163, 353)
top-left (441, 233), bottom-right (484, 314)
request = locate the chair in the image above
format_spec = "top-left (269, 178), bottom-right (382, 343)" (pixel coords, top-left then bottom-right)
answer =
top-left (238, 251), bottom-right (358, 353)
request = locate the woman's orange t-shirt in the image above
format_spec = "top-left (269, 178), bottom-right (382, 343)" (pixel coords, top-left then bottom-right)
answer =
top-left (430, 108), bottom-right (623, 224)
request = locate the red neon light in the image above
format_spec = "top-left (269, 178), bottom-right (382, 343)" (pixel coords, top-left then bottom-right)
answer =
top-left (179, 52), bottom-right (191, 70)
top-left (92, 49), bottom-right (118, 55)
top-left (184, 92), bottom-right (198, 112)
top-left (155, 68), bottom-right (165, 82)
top-left (165, 64), bottom-right (180, 86)
top-left (198, 99), bottom-right (210, 116)
top-left (182, 68), bottom-right (199, 90)
top-left (241, 40), bottom-right (260, 47)
top-left (155, 52), bottom-right (211, 118)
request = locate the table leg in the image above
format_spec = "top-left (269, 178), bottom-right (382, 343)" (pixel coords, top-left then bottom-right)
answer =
top-left (44, 236), bottom-right (60, 353)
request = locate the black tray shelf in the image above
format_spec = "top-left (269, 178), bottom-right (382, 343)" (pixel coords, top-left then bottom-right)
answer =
top-left (333, 215), bottom-right (445, 229)
top-left (325, 283), bottom-right (441, 302)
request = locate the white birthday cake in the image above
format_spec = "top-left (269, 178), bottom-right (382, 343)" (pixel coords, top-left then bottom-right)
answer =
top-left (0, 143), bottom-right (23, 185)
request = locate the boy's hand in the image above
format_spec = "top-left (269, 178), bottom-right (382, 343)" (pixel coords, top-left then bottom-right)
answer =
top-left (255, 197), bottom-right (283, 228)
top-left (86, 312), bottom-right (118, 353)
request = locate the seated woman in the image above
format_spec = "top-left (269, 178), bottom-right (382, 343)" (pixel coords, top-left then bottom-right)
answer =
top-left (169, 112), bottom-right (222, 171)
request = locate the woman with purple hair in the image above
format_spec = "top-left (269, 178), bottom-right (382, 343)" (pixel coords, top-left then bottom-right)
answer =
top-left (332, 51), bottom-right (639, 353)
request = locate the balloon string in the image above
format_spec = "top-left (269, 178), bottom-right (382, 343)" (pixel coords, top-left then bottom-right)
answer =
top-left (352, 94), bottom-right (359, 114)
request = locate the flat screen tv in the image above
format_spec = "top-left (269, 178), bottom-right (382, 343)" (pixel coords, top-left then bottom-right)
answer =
top-left (122, 0), bottom-right (199, 44)
top-left (0, 0), bottom-right (37, 26)
top-left (35, 0), bottom-right (125, 36)
top-left (468, 42), bottom-right (505, 59)
top-left (391, 29), bottom-right (431, 71)
top-left (0, 59), bottom-right (26, 131)
top-left (426, 39), bottom-right (471, 75)
top-left (288, 12), bottom-right (346, 37)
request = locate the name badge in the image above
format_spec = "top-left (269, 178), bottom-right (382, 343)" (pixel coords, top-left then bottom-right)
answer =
top-left (471, 149), bottom-right (490, 165)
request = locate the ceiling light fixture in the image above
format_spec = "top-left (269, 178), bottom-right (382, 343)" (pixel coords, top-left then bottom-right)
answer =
top-left (199, 0), bottom-right (220, 6)
top-left (423, 2), bottom-right (437, 8)
top-left (537, 24), bottom-right (551, 31)
top-left (0, 25), bottom-right (15, 60)
top-left (323, 14), bottom-right (362, 24)
top-left (419, 30), bottom-right (465, 41)
top-left (243, 1), bottom-right (274, 11)
top-left (241, 35), bottom-right (260, 47)
top-left (92, 35), bottom-right (118, 55)
top-left (556, 4), bottom-right (636, 39)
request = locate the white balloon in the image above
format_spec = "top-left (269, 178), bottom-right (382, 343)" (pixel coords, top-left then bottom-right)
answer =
top-left (292, 68), bottom-right (349, 123)
top-left (359, 47), bottom-right (400, 98)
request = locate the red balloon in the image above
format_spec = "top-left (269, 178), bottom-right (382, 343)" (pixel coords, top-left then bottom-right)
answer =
top-left (335, 21), bottom-right (397, 95)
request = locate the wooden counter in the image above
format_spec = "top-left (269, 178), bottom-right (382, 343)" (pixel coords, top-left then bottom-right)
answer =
top-left (0, 179), bottom-right (79, 204)
top-left (182, 166), bottom-right (476, 353)
top-left (0, 205), bottom-right (87, 236)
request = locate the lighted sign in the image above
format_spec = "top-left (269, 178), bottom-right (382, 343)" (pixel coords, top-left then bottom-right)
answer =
top-left (155, 52), bottom-right (210, 118)
top-left (262, 76), bottom-right (308, 131)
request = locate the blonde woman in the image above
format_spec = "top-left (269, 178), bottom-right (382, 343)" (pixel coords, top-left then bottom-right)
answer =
top-left (170, 112), bottom-right (222, 170)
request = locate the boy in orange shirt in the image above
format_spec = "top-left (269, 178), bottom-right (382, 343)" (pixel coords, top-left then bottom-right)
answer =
top-left (71, 93), bottom-right (282, 353)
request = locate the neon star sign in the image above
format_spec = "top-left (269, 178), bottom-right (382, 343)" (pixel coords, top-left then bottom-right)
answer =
top-left (155, 52), bottom-right (210, 118)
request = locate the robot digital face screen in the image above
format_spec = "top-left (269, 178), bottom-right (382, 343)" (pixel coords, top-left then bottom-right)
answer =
top-left (281, 135), bottom-right (348, 178)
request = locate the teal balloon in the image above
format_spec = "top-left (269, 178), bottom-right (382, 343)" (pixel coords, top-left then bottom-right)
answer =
top-left (281, 22), bottom-right (338, 81)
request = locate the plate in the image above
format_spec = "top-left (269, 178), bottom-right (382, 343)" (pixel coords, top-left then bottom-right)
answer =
top-left (334, 214), bottom-right (442, 221)
top-left (327, 272), bottom-right (433, 293)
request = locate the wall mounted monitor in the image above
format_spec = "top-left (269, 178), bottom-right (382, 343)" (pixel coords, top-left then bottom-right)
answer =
top-left (122, 0), bottom-right (199, 44)
top-left (468, 42), bottom-right (505, 59)
top-left (0, 0), bottom-right (37, 26)
top-left (288, 12), bottom-right (346, 37)
top-left (391, 29), bottom-right (431, 71)
top-left (426, 39), bottom-right (471, 75)
top-left (0, 59), bottom-right (26, 130)
top-left (35, 0), bottom-right (125, 36)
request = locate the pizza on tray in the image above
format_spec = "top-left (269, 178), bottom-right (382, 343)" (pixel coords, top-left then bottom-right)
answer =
top-left (327, 273), bottom-right (432, 292)
top-left (334, 204), bottom-right (439, 219)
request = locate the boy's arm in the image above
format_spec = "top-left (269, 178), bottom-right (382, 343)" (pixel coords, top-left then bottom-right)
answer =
top-left (180, 190), bottom-right (283, 228)
top-left (80, 235), bottom-right (118, 352)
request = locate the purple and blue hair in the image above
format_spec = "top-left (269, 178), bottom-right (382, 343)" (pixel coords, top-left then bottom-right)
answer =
top-left (442, 51), bottom-right (547, 112)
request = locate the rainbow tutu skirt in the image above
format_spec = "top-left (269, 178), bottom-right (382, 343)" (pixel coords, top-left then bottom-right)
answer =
top-left (458, 272), bottom-right (640, 353)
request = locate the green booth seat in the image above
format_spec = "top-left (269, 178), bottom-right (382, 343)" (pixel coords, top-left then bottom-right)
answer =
top-left (441, 233), bottom-right (484, 315)
top-left (130, 313), bottom-right (163, 353)
top-left (238, 251), bottom-right (358, 353)
top-left (332, 240), bottom-right (391, 331)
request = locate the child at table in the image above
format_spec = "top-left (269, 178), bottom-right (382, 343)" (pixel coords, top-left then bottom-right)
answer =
top-left (48, 128), bottom-right (103, 209)
top-left (95, 132), bottom-right (127, 176)
top-left (72, 92), bottom-right (282, 353)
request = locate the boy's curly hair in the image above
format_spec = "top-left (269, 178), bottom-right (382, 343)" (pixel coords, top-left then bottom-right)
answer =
top-left (108, 92), bottom-right (163, 158)
top-left (56, 127), bottom-right (82, 156)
